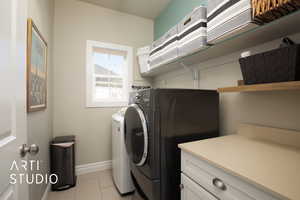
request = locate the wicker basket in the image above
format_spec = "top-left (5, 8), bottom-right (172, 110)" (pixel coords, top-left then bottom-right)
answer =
top-left (239, 44), bottom-right (300, 85)
top-left (252, 0), bottom-right (300, 24)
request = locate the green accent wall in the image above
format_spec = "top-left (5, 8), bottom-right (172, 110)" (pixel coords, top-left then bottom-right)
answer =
top-left (154, 0), bottom-right (207, 40)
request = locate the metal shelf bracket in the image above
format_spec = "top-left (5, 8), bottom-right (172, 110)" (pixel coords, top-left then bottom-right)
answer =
top-left (180, 62), bottom-right (199, 89)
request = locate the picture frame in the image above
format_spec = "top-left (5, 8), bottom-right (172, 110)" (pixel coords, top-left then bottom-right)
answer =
top-left (26, 18), bottom-right (48, 112)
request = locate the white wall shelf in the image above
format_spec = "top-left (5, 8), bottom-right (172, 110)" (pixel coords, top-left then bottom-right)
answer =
top-left (142, 10), bottom-right (300, 77)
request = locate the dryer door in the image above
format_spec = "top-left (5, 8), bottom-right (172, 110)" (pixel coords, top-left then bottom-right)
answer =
top-left (124, 104), bottom-right (148, 166)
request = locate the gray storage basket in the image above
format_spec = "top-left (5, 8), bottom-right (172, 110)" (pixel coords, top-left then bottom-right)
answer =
top-left (207, 0), bottom-right (226, 17)
top-left (149, 37), bottom-right (164, 68)
top-left (178, 6), bottom-right (207, 57)
top-left (159, 25), bottom-right (179, 65)
top-left (207, 0), bottom-right (257, 43)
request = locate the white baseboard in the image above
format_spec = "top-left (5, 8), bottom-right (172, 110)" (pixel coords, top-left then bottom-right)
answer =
top-left (76, 160), bottom-right (112, 175)
top-left (41, 183), bottom-right (51, 200)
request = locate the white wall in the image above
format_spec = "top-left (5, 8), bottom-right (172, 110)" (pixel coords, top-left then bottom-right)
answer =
top-left (27, 0), bottom-right (54, 200)
top-left (52, 0), bottom-right (153, 165)
top-left (154, 32), bottom-right (300, 135)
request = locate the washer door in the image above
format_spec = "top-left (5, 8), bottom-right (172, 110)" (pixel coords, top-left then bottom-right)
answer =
top-left (124, 104), bottom-right (148, 166)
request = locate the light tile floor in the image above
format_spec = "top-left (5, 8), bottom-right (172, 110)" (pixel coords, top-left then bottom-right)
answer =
top-left (48, 170), bottom-right (133, 200)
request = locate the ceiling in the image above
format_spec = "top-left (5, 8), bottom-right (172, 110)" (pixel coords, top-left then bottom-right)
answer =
top-left (78, 0), bottom-right (171, 19)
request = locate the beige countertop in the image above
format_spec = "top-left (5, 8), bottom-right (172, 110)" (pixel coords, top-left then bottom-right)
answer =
top-left (179, 124), bottom-right (300, 200)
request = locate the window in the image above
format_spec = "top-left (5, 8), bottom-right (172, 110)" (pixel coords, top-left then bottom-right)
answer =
top-left (86, 40), bottom-right (133, 107)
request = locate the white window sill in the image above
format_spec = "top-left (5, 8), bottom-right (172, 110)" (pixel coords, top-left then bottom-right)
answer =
top-left (86, 101), bottom-right (128, 108)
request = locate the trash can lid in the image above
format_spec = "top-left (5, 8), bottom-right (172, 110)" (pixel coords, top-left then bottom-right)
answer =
top-left (52, 135), bottom-right (75, 143)
top-left (51, 142), bottom-right (74, 147)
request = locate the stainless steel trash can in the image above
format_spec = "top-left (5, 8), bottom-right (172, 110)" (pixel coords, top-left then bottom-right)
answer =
top-left (50, 135), bottom-right (76, 191)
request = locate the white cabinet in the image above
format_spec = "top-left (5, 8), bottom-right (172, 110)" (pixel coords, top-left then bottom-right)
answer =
top-left (181, 151), bottom-right (281, 200)
top-left (181, 174), bottom-right (218, 200)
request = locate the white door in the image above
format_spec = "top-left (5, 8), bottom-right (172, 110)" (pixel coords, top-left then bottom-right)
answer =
top-left (181, 174), bottom-right (218, 200)
top-left (0, 0), bottom-right (29, 200)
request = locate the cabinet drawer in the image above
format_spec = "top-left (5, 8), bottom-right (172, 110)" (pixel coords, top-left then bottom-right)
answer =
top-left (181, 151), bottom-right (280, 200)
top-left (181, 173), bottom-right (218, 200)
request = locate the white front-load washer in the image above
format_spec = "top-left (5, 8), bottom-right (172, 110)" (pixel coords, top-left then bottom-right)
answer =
top-left (112, 109), bottom-right (134, 195)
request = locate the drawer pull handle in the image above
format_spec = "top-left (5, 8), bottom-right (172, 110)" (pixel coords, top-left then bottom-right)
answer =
top-left (212, 178), bottom-right (227, 191)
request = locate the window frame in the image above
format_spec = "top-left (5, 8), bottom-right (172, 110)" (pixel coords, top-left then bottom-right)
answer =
top-left (86, 40), bottom-right (133, 108)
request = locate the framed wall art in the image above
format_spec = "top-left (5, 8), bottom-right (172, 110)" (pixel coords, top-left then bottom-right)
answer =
top-left (27, 18), bottom-right (48, 112)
